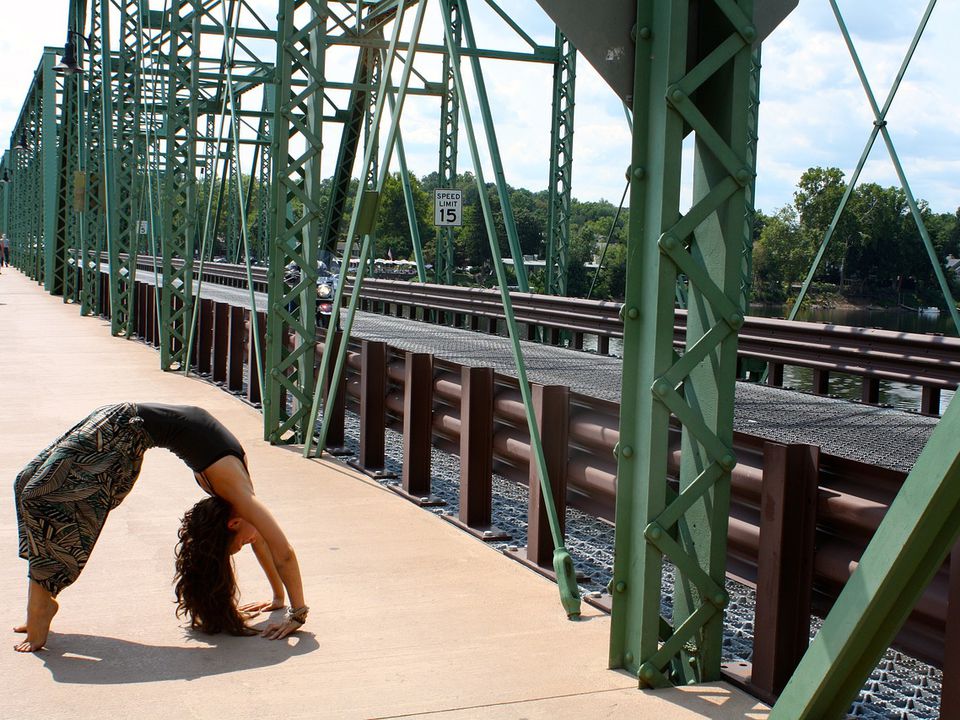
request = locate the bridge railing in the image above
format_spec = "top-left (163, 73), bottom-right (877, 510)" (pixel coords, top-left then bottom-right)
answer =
top-left (83, 263), bottom-right (957, 710)
top-left (118, 254), bottom-right (959, 416)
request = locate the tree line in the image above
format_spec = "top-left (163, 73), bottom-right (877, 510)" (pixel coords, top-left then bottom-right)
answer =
top-left (200, 166), bottom-right (959, 306)
top-left (752, 167), bottom-right (960, 306)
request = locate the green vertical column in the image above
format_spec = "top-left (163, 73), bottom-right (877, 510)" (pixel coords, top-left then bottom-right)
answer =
top-left (41, 48), bottom-right (61, 294)
top-left (160, 0), bottom-right (200, 369)
top-left (0, 151), bottom-right (9, 237)
top-left (545, 28), bottom-right (575, 297)
top-left (609, 0), bottom-right (755, 686)
top-left (59, 68), bottom-right (81, 303)
top-left (264, 0), bottom-right (325, 443)
top-left (100, 0), bottom-right (141, 337)
top-left (32, 98), bottom-right (45, 283)
top-left (739, 48), bottom-right (760, 312)
top-left (81, 0), bottom-right (105, 316)
top-left (434, 0), bottom-right (460, 285)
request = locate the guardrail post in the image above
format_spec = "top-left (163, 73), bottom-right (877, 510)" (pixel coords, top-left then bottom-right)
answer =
top-left (861, 376), bottom-right (880, 405)
top-left (921, 386), bottom-right (941, 415)
top-left (812, 368), bottom-right (829, 395)
top-left (148, 288), bottom-right (159, 348)
top-left (749, 441), bottom-right (820, 702)
top-left (318, 331), bottom-right (348, 453)
top-left (766, 361), bottom-right (784, 387)
top-left (134, 282), bottom-right (144, 339)
top-left (227, 305), bottom-right (245, 393)
top-left (197, 298), bottom-right (214, 375)
top-left (941, 539), bottom-right (960, 717)
top-left (391, 352), bottom-right (444, 506)
top-left (506, 384), bottom-right (569, 570)
top-left (99, 271), bottom-right (110, 318)
top-left (597, 335), bottom-right (610, 355)
top-left (246, 310), bottom-right (266, 406)
top-left (212, 301), bottom-right (229, 384)
top-left (348, 340), bottom-right (395, 478)
top-left (444, 365), bottom-right (509, 541)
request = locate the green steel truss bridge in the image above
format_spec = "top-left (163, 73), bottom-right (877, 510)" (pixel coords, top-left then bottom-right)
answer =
top-left (1, 1), bottom-right (958, 717)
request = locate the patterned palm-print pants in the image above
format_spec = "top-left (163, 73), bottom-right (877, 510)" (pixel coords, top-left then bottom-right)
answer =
top-left (15, 403), bottom-right (150, 596)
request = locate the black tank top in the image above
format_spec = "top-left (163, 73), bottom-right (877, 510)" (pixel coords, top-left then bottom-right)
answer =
top-left (135, 403), bottom-right (246, 472)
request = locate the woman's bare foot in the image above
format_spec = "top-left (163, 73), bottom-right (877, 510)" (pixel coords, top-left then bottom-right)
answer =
top-left (14, 581), bottom-right (58, 652)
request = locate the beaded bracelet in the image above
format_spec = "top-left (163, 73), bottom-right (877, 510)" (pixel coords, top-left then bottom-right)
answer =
top-left (285, 605), bottom-right (309, 625)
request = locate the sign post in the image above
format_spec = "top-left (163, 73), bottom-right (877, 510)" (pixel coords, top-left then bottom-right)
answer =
top-left (434, 189), bottom-right (463, 227)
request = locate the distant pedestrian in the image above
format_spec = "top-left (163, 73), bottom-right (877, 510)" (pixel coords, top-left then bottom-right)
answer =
top-left (0, 233), bottom-right (8, 267)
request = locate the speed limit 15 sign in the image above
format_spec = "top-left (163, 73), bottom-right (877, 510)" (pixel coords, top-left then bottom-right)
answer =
top-left (434, 189), bottom-right (463, 227)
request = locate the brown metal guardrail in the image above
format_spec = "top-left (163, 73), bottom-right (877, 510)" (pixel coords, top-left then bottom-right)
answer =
top-left (88, 262), bottom-right (958, 710)
top-left (123, 253), bottom-right (960, 416)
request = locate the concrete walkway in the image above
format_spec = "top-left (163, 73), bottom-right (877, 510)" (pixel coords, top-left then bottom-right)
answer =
top-left (0, 271), bottom-right (769, 720)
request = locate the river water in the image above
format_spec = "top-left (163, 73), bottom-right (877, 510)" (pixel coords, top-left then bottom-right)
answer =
top-left (749, 306), bottom-right (956, 415)
top-left (586, 306), bottom-right (956, 415)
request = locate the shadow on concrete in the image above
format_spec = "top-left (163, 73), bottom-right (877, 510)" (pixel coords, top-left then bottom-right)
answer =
top-left (35, 630), bottom-right (320, 684)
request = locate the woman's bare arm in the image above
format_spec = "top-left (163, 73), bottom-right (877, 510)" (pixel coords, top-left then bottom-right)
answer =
top-left (202, 456), bottom-right (307, 638)
top-left (239, 536), bottom-right (285, 613)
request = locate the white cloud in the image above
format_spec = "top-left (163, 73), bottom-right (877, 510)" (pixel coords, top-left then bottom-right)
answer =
top-left (1, 0), bottom-right (956, 216)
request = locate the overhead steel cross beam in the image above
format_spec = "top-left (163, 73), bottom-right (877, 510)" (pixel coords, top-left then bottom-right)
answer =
top-left (788, 0), bottom-right (960, 336)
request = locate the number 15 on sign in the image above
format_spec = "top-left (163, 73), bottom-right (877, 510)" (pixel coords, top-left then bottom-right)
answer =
top-left (434, 189), bottom-right (463, 227)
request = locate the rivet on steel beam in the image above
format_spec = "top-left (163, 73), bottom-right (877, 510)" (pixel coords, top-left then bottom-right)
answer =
top-left (613, 441), bottom-right (620, 458)
top-left (652, 378), bottom-right (671, 398)
top-left (639, 663), bottom-right (657, 682)
top-left (630, 24), bottom-right (637, 42)
top-left (727, 312), bottom-right (744, 330)
top-left (625, 651), bottom-right (635, 664)
top-left (632, 166), bottom-right (646, 180)
top-left (624, 164), bottom-right (633, 181)
top-left (712, 590), bottom-right (729, 608)
top-left (626, 306), bottom-right (640, 320)
top-left (668, 86), bottom-right (686, 104)
top-left (615, 581), bottom-right (627, 593)
top-left (645, 523), bottom-right (663, 541)
top-left (659, 233), bottom-right (680, 252)
top-left (735, 167), bottom-right (753, 185)
top-left (741, 25), bottom-right (756, 42)
top-left (621, 445), bottom-right (634, 459)
top-left (719, 453), bottom-right (737, 472)
top-left (874, 119), bottom-right (888, 128)
top-left (638, 26), bottom-right (651, 40)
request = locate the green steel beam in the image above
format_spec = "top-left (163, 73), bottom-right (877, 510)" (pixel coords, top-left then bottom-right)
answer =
top-left (81, 0), bottom-right (105, 316)
top-left (99, 0), bottom-right (139, 337)
top-left (433, 0), bottom-right (459, 286)
top-left (788, 0), bottom-right (960, 335)
top-left (771, 394), bottom-right (960, 718)
top-left (610, 0), bottom-right (754, 685)
top-left (158, 0), bottom-right (201, 369)
top-left (457, 0), bottom-right (527, 291)
top-left (264, 0), bottom-right (326, 443)
top-left (545, 27), bottom-right (575, 296)
top-left (41, 48), bottom-right (61, 294)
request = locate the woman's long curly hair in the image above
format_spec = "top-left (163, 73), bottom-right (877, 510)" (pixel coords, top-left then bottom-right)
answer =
top-left (173, 496), bottom-right (252, 635)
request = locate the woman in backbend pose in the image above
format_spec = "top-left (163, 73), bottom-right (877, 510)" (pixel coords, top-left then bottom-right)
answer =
top-left (13, 402), bottom-right (308, 652)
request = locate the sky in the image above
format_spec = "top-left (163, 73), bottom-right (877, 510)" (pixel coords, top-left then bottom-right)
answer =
top-left (0, 0), bottom-right (956, 216)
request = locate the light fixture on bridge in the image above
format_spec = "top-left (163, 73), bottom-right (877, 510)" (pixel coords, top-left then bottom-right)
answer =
top-left (13, 130), bottom-right (29, 152)
top-left (0, 169), bottom-right (10, 184)
top-left (54, 30), bottom-right (90, 76)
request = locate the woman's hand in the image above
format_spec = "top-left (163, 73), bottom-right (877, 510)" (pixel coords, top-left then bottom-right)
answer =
top-left (238, 597), bottom-right (285, 616)
top-left (260, 618), bottom-right (302, 640)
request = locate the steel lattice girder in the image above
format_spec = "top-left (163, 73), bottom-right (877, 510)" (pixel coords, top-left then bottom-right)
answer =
top-left (609, 0), bottom-right (756, 686)
top-left (264, 0), bottom-right (326, 443)
top-left (545, 28), bottom-right (575, 297)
